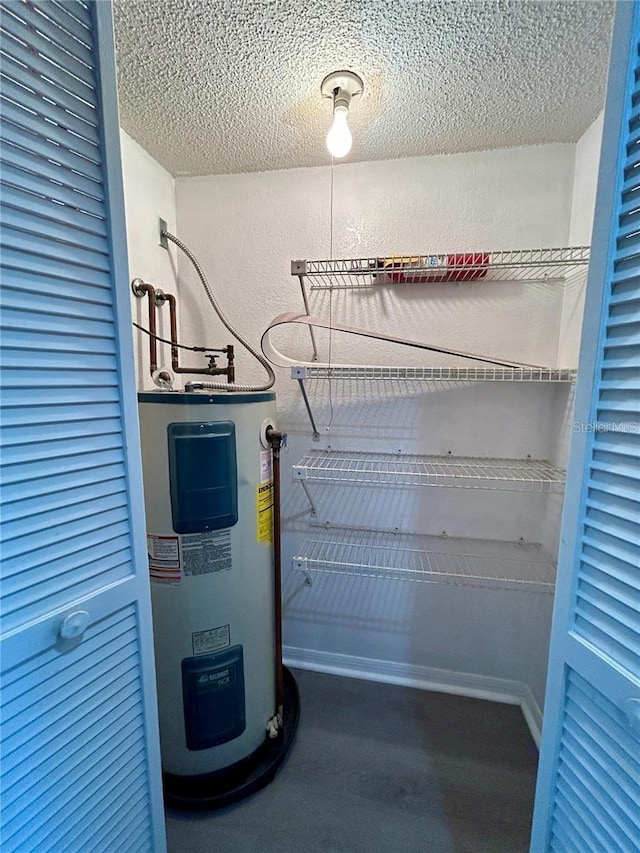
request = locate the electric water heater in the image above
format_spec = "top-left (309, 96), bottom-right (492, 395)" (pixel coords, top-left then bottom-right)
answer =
top-left (138, 390), bottom-right (280, 799)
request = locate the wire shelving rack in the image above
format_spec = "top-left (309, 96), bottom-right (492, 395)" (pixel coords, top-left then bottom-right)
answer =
top-left (292, 528), bottom-right (556, 593)
top-left (292, 365), bottom-right (578, 383)
top-left (293, 450), bottom-right (566, 493)
top-left (292, 246), bottom-right (590, 290)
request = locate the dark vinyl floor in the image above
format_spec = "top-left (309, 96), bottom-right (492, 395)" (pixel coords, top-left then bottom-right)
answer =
top-left (166, 669), bottom-right (538, 853)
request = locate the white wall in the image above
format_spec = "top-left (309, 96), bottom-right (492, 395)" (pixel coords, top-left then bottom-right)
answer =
top-left (544, 115), bottom-right (604, 562)
top-left (174, 143), bottom-right (577, 711)
top-left (120, 130), bottom-right (178, 391)
top-left (558, 113), bottom-right (605, 368)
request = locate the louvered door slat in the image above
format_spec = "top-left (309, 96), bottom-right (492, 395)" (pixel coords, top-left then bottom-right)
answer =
top-left (3, 448), bottom-right (125, 488)
top-left (3, 262), bottom-right (112, 297)
top-left (0, 606), bottom-right (155, 847)
top-left (0, 116), bottom-right (103, 181)
top-left (0, 2), bottom-right (164, 848)
top-left (579, 568), bottom-right (640, 617)
top-left (587, 488), bottom-right (639, 522)
top-left (0, 113), bottom-right (101, 178)
top-left (0, 182), bottom-right (107, 237)
top-left (2, 141), bottom-right (103, 203)
top-left (2, 398), bottom-right (122, 428)
top-left (45, 0), bottom-right (93, 30)
top-left (1, 201), bottom-right (109, 252)
top-left (618, 207), bottom-right (640, 238)
top-left (3, 711), bottom-right (143, 826)
top-left (2, 348), bottom-right (118, 374)
top-left (580, 549), bottom-right (636, 589)
top-left (1, 160), bottom-right (105, 215)
top-left (27, 0), bottom-right (93, 42)
top-left (2, 460), bottom-right (124, 503)
top-left (3, 474), bottom-right (127, 523)
top-left (0, 324), bottom-right (116, 355)
top-left (565, 691), bottom-right (640, 784)
top-left (13, 0), bottom-right (94, 66)
top-left (2, 387), bottom-right (120, 411)
top-left (5, 645), bottom-right (140, 748)
top-left (3, 507), bottom-right (129, 564)
top-left (532, 5), bottom-right (640, 849)
top-left (555, 781), bottom-right (622, 853)
top-left (2, 416), bottom-right (122, 447)
top-left (589, 476), bottom-right (639, 505)
top-left (2, 606), bottom-right (135, 699)
top-left (1, 5), bottom-right (96, 88)
top-left (3, 665), bottom-right (140, 780)
top-left (577, 583), bottom-right (637, 637)
top-left (83, 788), bottom-right (151, 853)
top-left (0, 302), bottom-right (114, 338)
top-left (0, 49), bottom-right (98, 127)
top-left (101, 805), bottom-right (151, 853)
top-left (551, 799), bottom-right (592, 853)
top-left (0, 99), bottom-right (100, 161)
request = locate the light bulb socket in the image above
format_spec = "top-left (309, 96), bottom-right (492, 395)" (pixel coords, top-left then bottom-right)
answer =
top-left (333, 89), bottom-right (351, 112)
top-left (321, 70), bottom-right (364, 104)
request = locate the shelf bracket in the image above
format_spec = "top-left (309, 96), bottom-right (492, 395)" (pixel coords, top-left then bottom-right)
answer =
top-left (292, 261), bottom-right (319, 363)
top-left (293, 465), bottom-right (317, 515)
top-left (292, 367), bottom-right (320, 440)
top-left (292, 559), bottom-right (313, 587)
top-left (300, 479), bottom-right (317, 516)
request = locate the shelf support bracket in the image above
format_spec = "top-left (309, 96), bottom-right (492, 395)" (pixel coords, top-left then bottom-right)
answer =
top-left (299, 479), bottom-right (317, 516)
top-left (292, 261), bottom-right (319, 362)
top-left (293, 560), bottom-right (313, 587)
top-left (292, 368), bottom-right (320, 440)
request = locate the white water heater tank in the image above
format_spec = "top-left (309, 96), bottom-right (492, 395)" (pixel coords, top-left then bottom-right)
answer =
top-left (138, 390), bottom-right (278, 786)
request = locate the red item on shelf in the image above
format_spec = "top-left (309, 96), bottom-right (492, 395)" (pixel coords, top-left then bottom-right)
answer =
top-left (376, 252), bottom-right (490, 284)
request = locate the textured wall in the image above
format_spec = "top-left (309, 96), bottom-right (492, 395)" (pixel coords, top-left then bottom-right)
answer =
top-left (120, 130), bottom-right (178, 391)
top-left (172, 143), bottom-right (579, 708)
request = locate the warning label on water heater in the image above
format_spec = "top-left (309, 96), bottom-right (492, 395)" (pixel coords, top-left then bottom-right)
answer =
top-left (192, 623), bottom-right (230, 655)
top-left (148, 535), bottom-right (181, 584)
top-left (256, 482), bottom-right (273, 544)
top-left (181, 529), bottom-right (232, 576)
top-left (260, 449), bottom-right (273, 483)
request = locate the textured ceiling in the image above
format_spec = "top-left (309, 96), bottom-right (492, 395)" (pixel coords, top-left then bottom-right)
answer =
top-left (113, 0), bottom-right (614, 177)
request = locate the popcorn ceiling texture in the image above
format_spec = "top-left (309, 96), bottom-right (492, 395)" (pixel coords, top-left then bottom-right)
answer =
top-left (113, 0), bottom-right (613, 177)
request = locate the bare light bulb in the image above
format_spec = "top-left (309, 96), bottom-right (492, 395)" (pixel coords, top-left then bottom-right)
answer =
top-left (326, 104), bottom-right (352, 158)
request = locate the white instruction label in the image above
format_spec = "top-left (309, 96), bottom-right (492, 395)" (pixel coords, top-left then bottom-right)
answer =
top-left (147, 534), bottom-right (181, 584)
top-left (192, 623), bottom-right (230, 655)
top-left (181, 529), bottom-right (232, 576)
top-left (260, 449), bottom-right (273, 484)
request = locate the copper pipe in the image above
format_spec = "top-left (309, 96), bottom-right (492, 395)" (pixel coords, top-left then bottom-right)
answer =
top-left (226, 345), bottom-right (235, 384)
top-left (165, 293), bottom-right (234, 378)
top-left (266, 427), bottom-right (284, 718)
top-left (165, 293), bottom-right (180, 372)
top-left (135, 282), bottom-right (158, 376)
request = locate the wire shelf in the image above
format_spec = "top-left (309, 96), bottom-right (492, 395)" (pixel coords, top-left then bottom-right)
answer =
top-left (292, 365), bottom-right (577, 382)
top-left (292, 247), bottom-right (590, 290)
top-left (293, 528), bottom-right (556, 593)
top-left (293, 451), bottom-right (566, 493)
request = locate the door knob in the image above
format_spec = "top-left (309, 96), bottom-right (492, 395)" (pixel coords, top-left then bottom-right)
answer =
top-left (623, 698), bottom-right (640, 736)
top-left (59, 610), bottom-right (90, 641)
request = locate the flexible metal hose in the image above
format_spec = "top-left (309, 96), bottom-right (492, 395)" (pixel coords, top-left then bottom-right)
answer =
top-left (162, 230), bottom-right (275, 392)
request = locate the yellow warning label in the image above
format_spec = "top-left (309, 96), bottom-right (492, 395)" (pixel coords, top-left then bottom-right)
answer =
top-left (256, 481), bottom-right (273, 544)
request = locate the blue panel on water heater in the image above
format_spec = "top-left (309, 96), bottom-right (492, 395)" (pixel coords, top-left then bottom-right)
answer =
top-left (168, 421), bottom-right (238, 533)
top-left (182, 646), bottom-right (246, 750)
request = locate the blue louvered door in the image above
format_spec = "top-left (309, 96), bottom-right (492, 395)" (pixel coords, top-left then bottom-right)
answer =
top-left (531, 3), bottom-right (640, 851)
top-left (0, 1), bottom-right (166, 850)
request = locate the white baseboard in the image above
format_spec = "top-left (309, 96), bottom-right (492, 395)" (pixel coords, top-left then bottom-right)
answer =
top-left (284, 645), bottom-right (542, 747)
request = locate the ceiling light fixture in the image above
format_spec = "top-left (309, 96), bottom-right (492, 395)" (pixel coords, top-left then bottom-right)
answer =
top-left (321, 70), bottom-right (364, 159)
